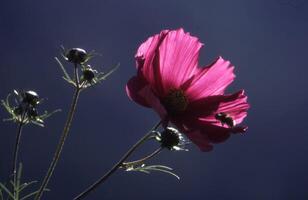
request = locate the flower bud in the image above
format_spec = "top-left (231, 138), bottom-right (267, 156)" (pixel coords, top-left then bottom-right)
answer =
top-left (83, 67), bottom-right (95, 82)
top-left (159, 127), bottom-right (181, 150)
top-left (65, 48), bottom-right (88, 64)
top-left (22, 91), bottom-right (39, 106)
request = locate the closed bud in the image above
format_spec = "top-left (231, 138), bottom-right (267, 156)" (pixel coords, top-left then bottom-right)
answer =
top-left (65, 48), bottom-right (88, 64)
top-left (83, 66), bottom-right (96, 82)
top-left (159, 127), bottom-right (181, 150)
top-left (23, 91), bottom-right (39, 106)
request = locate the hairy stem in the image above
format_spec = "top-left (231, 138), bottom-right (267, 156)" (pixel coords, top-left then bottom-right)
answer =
top-left (34, 64), bottom-right (81, 200)
top-left (73, 121), bottom-right (162, 200)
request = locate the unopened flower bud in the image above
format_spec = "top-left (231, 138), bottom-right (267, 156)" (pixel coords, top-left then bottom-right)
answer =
top-left (159, 127), bottom-right (181, 150)
top-left (65, 48), bottom-right (87, 64)
top-left (23, 91), bottom-right (39, 106)
top-left (83, 67), bottom-right (95, 82)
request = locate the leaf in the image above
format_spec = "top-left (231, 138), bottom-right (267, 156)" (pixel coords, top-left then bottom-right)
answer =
top-left (3, 118), bottom-right (14, 122)
top-left (39, 109), bottom-right (61, 120)
top-left (19, 181), bottom-right (38, 192)
top-left (63, 77), bottom-right (76, 87)
top-left (0, 188), bottom-right (4, 200)
top-left (127, 164), bottom-right (180, 180)
top-left (30, 109), bottom-right (61, 127)
top-left (145, 166), bottom-right (180, 180)
top-left (0, 183), bottom-right (15, 200)
top-left (30, 120), bottom-right (44, 127)
top-left (20, 189), bottom-right (50, 200)
top-left (96, 62), bottom-right (120, 82)
top-left (1, 94), bottom-right (13, 115)
top-left (55, 57), bottom-right (72, 81)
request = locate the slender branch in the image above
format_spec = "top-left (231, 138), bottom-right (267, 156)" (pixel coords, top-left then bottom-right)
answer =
top-left (34, 65), bottom-right (81, 200)
top-left (121, 147), bottom-right (163, 168)
top-left (73, 121), bottom-right (162, 200)
top-left (11, 111), bottom-right (26, 198)
top-left (12, 112), bottom-right (26, 178)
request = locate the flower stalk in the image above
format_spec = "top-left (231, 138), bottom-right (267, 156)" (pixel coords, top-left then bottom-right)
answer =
top-left (11, 110), bottom-right (27, 198)
top-left (34, 64), bottom-right (81, 200)
top-left (73, 121), bottom-right (162, 200)
top-left (11, 111), bottom-right (26, 179)
top-left (121, 147), bottom-right (163, 168)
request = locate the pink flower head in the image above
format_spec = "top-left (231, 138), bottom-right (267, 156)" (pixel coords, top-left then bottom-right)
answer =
top-left (126, 28), bottom-right (249, 151)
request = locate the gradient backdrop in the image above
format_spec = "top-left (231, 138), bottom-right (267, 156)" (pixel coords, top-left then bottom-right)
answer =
top-left (1, 0), bottom-right (308, 199)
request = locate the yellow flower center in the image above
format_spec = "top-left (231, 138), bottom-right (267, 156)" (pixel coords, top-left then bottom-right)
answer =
top-left (162, 89), bottom-right (188, 115)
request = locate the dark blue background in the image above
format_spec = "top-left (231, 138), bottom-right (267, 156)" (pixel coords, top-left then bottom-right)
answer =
top-left (1, 0), bottom-right (308, 199)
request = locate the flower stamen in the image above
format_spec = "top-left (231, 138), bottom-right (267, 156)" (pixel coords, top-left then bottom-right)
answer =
top-left (162, 89), bottom-right (188, 115)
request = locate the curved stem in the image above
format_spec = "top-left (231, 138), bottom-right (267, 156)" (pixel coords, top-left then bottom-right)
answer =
top-left (73, 121), bottom-right (162, 200)
top-left (121, 147), bottom-right (163, 168)
top-left (34, 65), bottom-right (81, 200)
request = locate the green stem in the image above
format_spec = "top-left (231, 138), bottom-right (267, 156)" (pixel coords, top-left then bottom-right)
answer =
top-left (121, 147), bottom-right (163, 168)
top-left (12, 120), bottom-right (23, 178)
top-left (12, 110), bottom-right (27, 199)
top-left (34, 64), bottom-right (81, 200)
top-left (73, 121), bottom-right (162, 200)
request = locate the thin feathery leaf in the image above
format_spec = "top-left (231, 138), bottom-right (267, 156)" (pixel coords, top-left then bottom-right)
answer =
top-left (0, 183), bottom-right (15, 200)
top-left (19, 181), bottom-right (38, 192)
top-left (40, 109), bottom-right (61, 120)
top-left (5, 93), bottom-right (12, 106)
top-left (1, 97), bottom-right (13, 115)
top-left (138, 169), bottom-right (150, 174)
top-left (97, 63), bottom-right (120, 81)
top-left (0, 188), bottom-right (3, 200)
top-left (145, 168), bottom-right (180, 180)
top-left (146, 165), bottom-right (174, 170)
top-left (30, 120), bottom-right (44, 127)
top-left (35, 118), bottom-right (44, 123)
top-left (127, 164), bottom-right (180, 180)
top-left (20, 189), bottom-right (50, 200)
top-left (62, 77), bottom-right (76, 86)
top-left (55, 57), bottom-right (71, 81)
top-left (3, 118), bottom-right (14, 122)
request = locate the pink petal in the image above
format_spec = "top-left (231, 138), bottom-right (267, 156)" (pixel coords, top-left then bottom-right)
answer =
top-left (135, 30), bottom-right (169, 69)
top-left (158, 28), bottom-right (203, 91)
top-left (185, 130), bottom-right (213, 151)
top-left (173, 116), bottom-right (247, 150)
top-left (195, 122), bottom-right (246, 144)
top-left (187, 90), bottom-right (249, 126)
top-left (215, 91), bottom-right (249, 125)
top-left (185, 57), bottom-right (235, 101)
top-left (136, 30), bottom-right (169, 95)
top-left (126, 76), bottom-right (150, 107)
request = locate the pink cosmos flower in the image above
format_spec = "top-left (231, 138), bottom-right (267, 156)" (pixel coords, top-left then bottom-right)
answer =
top-left (126, 28), bottom-right (249, 151)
